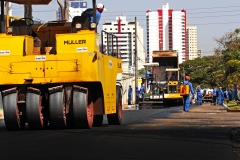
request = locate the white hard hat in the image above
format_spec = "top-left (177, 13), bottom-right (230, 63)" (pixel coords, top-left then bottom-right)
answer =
top-left (96, 3), bottom-right (107, 11)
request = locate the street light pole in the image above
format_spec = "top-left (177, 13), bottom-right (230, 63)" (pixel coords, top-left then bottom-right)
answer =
top-left (135, 17), bottom-right (138, 107)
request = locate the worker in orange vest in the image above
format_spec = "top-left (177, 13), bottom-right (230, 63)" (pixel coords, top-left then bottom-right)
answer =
top-left (183, 76), bottom-right (195, 112)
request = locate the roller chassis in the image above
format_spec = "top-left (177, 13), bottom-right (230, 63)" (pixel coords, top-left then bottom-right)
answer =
top-left (0, 18), bottom-right (123, 131)
top-left (1, 83), bottom-right (122, 130)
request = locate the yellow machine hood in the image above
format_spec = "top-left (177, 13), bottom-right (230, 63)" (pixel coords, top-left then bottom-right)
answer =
top-left (1, 0), bottom-right (52, 4)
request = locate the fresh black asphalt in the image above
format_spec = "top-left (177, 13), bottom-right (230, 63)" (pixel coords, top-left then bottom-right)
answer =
top-left (0, 105), bottom-right (238, 160)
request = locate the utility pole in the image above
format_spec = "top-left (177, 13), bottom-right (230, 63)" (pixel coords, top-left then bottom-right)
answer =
top-left (134, 17), bottom-right (138, 107)
top-left (24, 5), bottom-right (32, 25)
top-left (64, 0), bottom-right (69, 21)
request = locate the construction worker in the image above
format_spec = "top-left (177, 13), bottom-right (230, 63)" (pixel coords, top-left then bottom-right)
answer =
top-left (140, 84), bottom-right (145, 102)
top-left (217, 87), bottom-right (224, 105)
top-left (128, 85), bottom-right (132, 105)
top-left (224, 89), bottom-right (229, 99)
top-left (81, 3), bottom-right (106, 25)
top-left (183, 76), bottom-right (195, 112)
top-left (169, 72), bottom-right (176, 81)
top-left (145, 69), bottom-right (152, 87)
top-left (136, 87), bottom-right (140, 105)
top-left (196, 85), bottom-right (202, 105)
top-left (228, 89), bottom-right (232, 101)
top-left (32, 31), bottom-right (41, 48)
top-left (212, 86), bottom-right (217, 105)
top-left (232, 84), bottom-right (238, 100)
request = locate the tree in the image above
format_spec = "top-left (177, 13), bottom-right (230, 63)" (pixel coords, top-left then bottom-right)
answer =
top-left (214, 28), bottom-right (240, 89)
top-left (138, 68), bottom-right (147, 76)
top-left (179, 28), bottom-right (240, 90)
top-left (180, 56), bottom-right (216, 89)
top-left (214, 28), bottom-right (240, 52)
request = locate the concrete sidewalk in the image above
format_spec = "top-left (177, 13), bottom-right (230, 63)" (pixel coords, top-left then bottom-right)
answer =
top-left (189, 102), bottom-right (227, 113)
top-left (123, 104), bottom-right (138, 110)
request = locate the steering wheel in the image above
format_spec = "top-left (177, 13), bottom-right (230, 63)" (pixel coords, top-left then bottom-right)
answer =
top-left (19, 17), bottom-right (34, 26)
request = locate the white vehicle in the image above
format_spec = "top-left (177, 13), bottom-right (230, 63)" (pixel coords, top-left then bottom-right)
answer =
top-left (202, 88), bottom-right (213, 95)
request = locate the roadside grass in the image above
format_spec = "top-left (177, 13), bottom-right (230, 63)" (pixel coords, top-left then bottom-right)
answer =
top-left (224, 100), bottom-right (240, 110)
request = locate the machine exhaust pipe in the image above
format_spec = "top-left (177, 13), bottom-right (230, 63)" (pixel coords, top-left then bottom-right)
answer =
top-left (57, 0), bottom-right (65, 20)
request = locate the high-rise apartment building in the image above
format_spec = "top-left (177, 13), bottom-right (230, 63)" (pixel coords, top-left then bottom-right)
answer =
top-left (197, 50), bottom-right (202, 58)
top-left (57, 1), bottom-right (87, 21)
top-left (187, 26), bottom-right (198, 60)
top-left (103, 16), bottom-right (145, 73)
top-left (146, 3), bottom-right (187, 64)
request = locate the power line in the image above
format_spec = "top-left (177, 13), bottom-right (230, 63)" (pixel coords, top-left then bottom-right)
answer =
top-left (103, 9), bottom-right (240, 15)
top-left (131, 36), bottom-right (216, 58)
top-left (12, 7), bottom-right (23, 9)
top-left (11, 3), bottom-right (240, 10)
top-left (137, 35), bottom-right (147, 53)
top-left (102, 13), bottom-right (240, 19)
top-left (119, 49), bottom-right (145, 63)
top-left (33, 17), bottom-right (46, 23)
top-left (181, 5), bottom-right (240, 10)
top-left (10, 6), bottom-right (240, 15)
top-left (198, 44), bottom-right (216, 47)
top-left (13, 9), bottom-right (56, 13)
top-left (100, 21), bottom-right (240, 26)
top-left (9, 3), bottom-right (231, 56)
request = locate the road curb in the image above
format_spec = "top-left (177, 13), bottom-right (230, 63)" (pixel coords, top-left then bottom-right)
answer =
top-left (222, 103), bottom-right (228, 109)
top-left (223, 103), bottom-right (240, 112)
top-left (123, 105), bottom-right (138, 110)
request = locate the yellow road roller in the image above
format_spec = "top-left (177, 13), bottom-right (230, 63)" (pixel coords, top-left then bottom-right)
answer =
top-left (0, 0), bottom-right (122, 130)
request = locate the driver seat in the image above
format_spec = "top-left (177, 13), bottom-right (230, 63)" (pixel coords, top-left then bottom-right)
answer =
top-left (10, 20), bottom-right (31, 36)
top-left (71, 16), bottom-right (90, 33)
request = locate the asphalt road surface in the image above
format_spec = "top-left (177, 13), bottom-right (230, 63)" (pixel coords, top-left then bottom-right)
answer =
top-left (0, 104), bottom-right (239, 160)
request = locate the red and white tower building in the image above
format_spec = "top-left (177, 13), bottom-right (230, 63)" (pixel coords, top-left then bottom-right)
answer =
top-left (146, 3), bottom-right (187, 64)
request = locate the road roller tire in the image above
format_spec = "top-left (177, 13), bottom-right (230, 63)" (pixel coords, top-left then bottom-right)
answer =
top-left (49, 90), bottom-right (67, 129)
top-left (72, 86), bottom-right (93, 129)
top-left (3, 93), bottom-right (21, 131)
top-left (107, 85), bottom-right (122, 125)
top-left (26, 91), bottom-right (44, 130)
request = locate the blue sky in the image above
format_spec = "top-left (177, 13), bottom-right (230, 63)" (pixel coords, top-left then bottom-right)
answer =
top-left (11, 0), bottom-right (240, 57)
